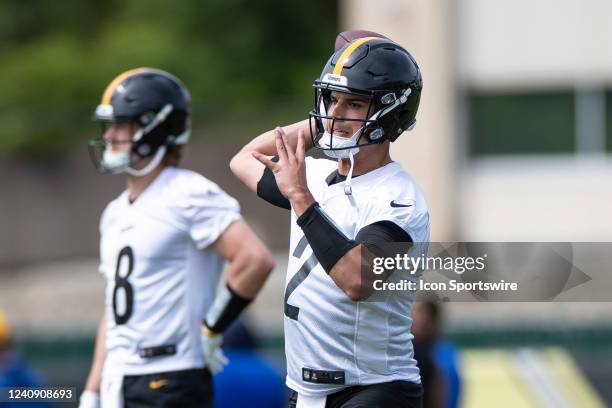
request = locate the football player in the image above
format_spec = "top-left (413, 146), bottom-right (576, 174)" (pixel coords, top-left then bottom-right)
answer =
top-left (230, 37), bottom-right (429, 407)
top-left (79, 68), bottom-right (275, 408)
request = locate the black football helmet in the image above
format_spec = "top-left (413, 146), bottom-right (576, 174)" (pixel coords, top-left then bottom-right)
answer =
top-left (309, 37), bottom-right (422, 154)
top-left (88, 67), bottom-right (191, 175)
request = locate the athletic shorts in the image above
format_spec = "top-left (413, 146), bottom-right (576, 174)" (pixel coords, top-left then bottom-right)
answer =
top-left (288, 380), bottom-right (423, 408)
top-left (101, 368), bottom-right (213, 408)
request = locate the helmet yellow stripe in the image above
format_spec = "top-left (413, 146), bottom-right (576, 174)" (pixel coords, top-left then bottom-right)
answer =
top-left (101, 67), bottom-right (153, 105)
top-left (332, 37), bottom-right (378, 76)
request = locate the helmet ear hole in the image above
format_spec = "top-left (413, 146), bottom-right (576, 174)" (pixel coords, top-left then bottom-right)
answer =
top-left (381, 92), bottom-right (397, 105)
top-left (136, 144), bottom-right (151, 157)
top-left (368, 127), bottom-right (385, 141)
top-left (140, 112), bottom-right (155, 126)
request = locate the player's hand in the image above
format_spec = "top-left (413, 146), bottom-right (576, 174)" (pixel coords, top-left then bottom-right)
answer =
top-left (200, 326), bottom-right (229, 375)
top-left (252, 128), bottom-right (313, 205)
top-left (78, 390), bottom-right (100, 408)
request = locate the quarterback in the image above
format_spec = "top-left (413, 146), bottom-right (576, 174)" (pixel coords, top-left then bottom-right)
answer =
top-left (80, 68), bottom-right (275, 408)
top-left (231, 37), bottom-right (429, 407)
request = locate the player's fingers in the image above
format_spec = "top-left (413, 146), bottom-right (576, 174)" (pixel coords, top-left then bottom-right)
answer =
top-left (208, 362), bottom-right (220, 375)
top-left (279, 128), bottom-right (295, 161)
top-left (274, 128), bottom-right (289, 162)
top-left (252, 151), bottom-right (277, 170)
top-left (296, 130), bottom-right (305, 162)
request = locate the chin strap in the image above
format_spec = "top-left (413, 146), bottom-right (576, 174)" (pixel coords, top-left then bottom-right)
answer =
top-left (124, 103), bottom-right (181, 177)
top-left (125, 145), bottom-right (167, 176)
top-left (344, 152), bottom-right (355, 195)
top-left (173, 129), bottom-right (191, 145)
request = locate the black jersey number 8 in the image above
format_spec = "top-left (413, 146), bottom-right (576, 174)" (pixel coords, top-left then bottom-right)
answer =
top-left (284, 236), bottom-right (319, 321)
top-left (113, 246), bottom-right (134, 325)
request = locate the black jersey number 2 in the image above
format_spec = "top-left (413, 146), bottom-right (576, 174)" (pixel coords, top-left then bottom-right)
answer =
top-left (284, 236), bottom-right (319, 321)
top-left (113, 246), bottom-right (134, 325)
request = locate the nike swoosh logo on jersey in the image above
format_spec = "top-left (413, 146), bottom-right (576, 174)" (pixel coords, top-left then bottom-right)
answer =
top-left (390, 200), bottom-right (413, 208)
top-left (120, 225), bottom-right (134, 232)
top-left (149, 379), bottom-right (169, 390)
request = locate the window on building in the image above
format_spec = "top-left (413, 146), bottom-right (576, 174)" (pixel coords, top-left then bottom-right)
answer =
top-left (469, 91), bottom-right (575, 156)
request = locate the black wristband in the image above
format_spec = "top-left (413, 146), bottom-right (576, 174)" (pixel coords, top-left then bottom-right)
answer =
top-left (297, 202), bottom-right (358, 273)
top-left (256, 156), bottom-right (291, 209)
top-left (204, 284), bottom-right (252, 334)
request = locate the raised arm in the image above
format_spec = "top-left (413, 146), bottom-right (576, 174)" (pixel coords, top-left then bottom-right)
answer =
top-left (252, 128), bottom-right (412, 302)
top-left (229, 119), bottom-right (313, 193)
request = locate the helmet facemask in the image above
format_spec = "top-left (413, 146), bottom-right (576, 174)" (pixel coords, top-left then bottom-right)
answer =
top-left (89, 68), bottom-right (192, 177)
top-left (88, 136), bottom-right (169, 177)
top-left (308, 84), bottom-right (416, 196)
top-left (308, 84), bottom-right (414, 160)
top-left (307, 38), bottom-right (422, 194)
top-left (89, 104), bottom-right (184, 176)
top-left (308, 84), bottom-right (382, 159)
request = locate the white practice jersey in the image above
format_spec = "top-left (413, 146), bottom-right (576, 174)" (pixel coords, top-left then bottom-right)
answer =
top-left (285, 157), bottom-right (430, 397)
top-left (98, 167), bottom-right (241, 377)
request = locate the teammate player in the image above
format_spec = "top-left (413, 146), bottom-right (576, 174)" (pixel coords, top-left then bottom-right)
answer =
top-left (80, 68), bottom-right (275, 408)
top-left (230, 37), bottom-right (429, 407)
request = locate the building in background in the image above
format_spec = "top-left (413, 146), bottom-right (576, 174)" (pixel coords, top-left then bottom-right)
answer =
top-left (342, 0), bottom-right (612, 241)
top-left (0, 2), bottom-right (611, 405)
top-left (342, 1), bottom-right (612, 406)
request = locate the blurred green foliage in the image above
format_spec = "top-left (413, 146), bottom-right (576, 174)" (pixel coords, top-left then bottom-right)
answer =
top-left (0, 0), bottom-right (338, 153)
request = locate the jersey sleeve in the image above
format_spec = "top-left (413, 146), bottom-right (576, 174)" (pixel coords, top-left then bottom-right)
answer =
top-left (358, 190), bottom-right (429, 242)
top-left (355, 221), bottom-right (413, 243)
top-left (183, 182), bottom-right (242, 250)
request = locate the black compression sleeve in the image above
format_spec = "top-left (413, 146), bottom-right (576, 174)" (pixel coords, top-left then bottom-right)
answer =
top-left (296, 202), bottom-right (358, 273)
top-left (256, 155), bottom-right (291, 209)
top-left (355, 221), bottom-right (412, 244)
top-left (203, 284), bottom-right (252, 334)
top-left (356, 222), bottom-right (415, 273)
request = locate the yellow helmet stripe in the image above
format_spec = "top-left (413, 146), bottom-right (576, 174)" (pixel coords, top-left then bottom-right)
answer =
top-left (332, 37), bottom-right (378, 76)
top-left (101, 67), bottom-right (153, 105)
